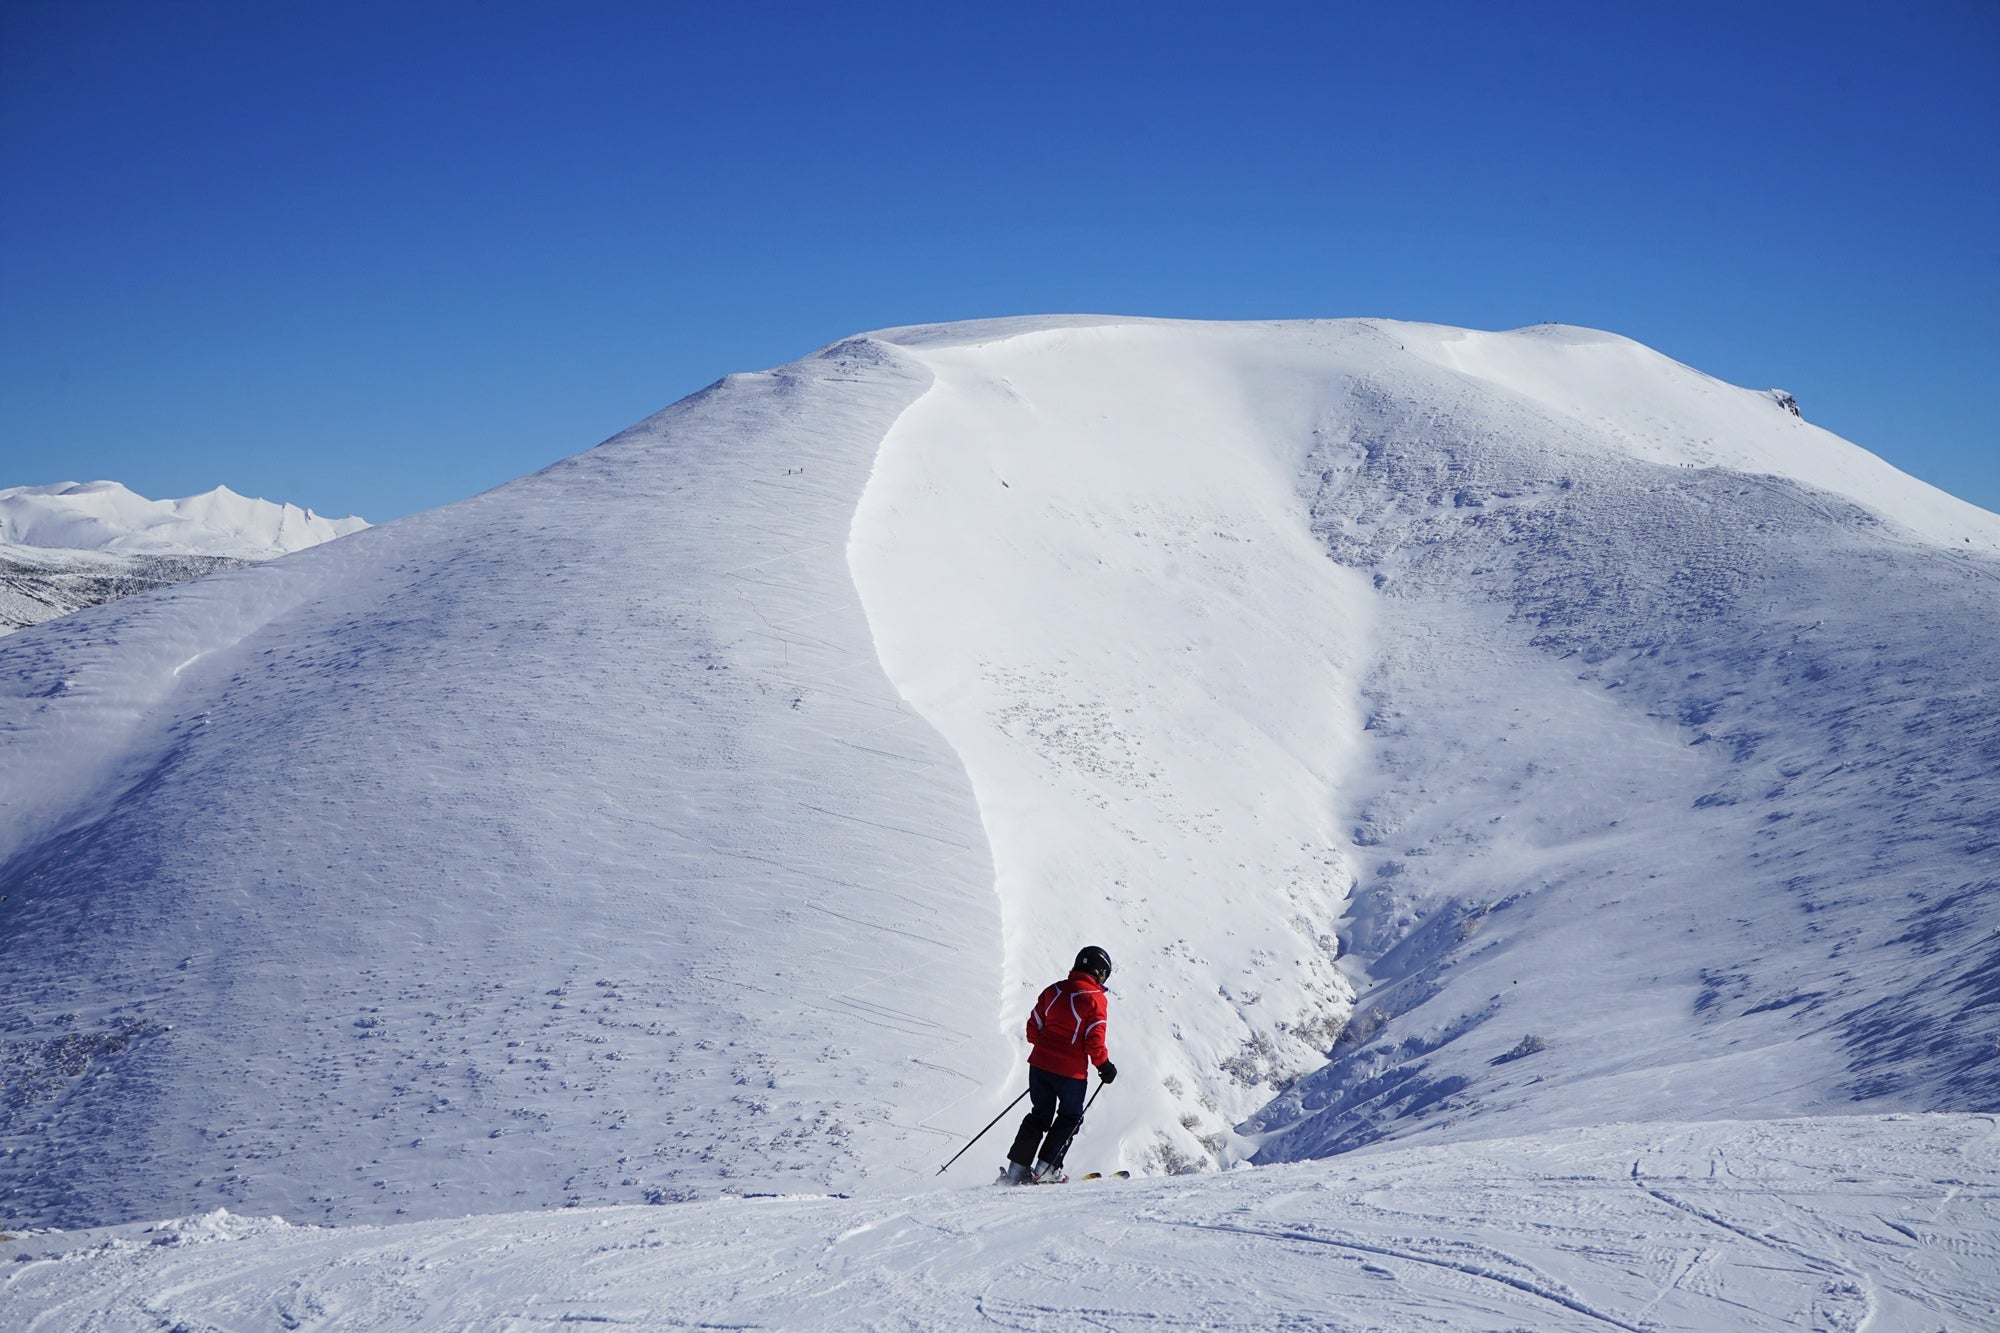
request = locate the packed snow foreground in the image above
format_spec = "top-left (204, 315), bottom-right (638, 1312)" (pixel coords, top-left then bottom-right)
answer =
top-left (2, 318), bottom-right (1995, 1328)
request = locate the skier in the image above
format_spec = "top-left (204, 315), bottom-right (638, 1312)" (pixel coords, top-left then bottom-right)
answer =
top-left (1002, 945), bottom-right (1118, 1184)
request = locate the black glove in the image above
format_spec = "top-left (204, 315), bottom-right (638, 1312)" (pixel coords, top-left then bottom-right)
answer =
top-left (1098, 1061), bottom-right (1118, 1084)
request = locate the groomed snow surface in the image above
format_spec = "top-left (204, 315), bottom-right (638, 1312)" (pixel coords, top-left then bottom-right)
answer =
top-left (3, 318), bottom-right (1996, 1328)
top-left (8, 1117), bottom-right (1995, 1331)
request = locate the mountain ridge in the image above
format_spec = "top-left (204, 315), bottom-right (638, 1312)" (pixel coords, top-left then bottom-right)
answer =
top-left (0, 480), bottom-right (369, 636)
top-left (0, 480), bottom-right (367, 560)
top-left (2, 317), bottom-right (1994, 1231)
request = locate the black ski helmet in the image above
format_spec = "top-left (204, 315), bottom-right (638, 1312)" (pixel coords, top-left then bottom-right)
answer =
top-left (1074, 945), bottom-right (1113, 983)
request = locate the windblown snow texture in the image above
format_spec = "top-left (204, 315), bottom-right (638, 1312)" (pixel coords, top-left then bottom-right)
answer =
top-left (1245, 324), bottom-right (2000, 1161)
top-left (1, 343), bottom-right (1007, 1226)
top-left (2, 319), bottom-right (1996, 1260)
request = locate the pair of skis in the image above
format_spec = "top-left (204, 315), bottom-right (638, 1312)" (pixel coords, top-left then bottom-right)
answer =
top-left (999, 1168), bottom-right (1130, 1185)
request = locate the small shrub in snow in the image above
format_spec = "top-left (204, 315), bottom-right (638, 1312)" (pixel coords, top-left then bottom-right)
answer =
top-left (1493, 1034), bottom-right (1548, 1065)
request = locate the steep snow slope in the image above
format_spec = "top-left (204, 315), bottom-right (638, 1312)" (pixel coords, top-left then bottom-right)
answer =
top-left (853, 317), bottom-right (2000, 1175)
top-left (3, 317), bottom-right (1995, 1244)
top-left (851, 322), bottom-right (1374, 1173)
top-left (0, 481), bottom-right (366, 559)
top-left (1252, 321), bottom-right (2000, 1161)
top-left (0, 344), bottom-right (1011, 1227)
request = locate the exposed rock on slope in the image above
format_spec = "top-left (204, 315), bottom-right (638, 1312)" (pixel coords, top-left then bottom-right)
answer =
top-left (0, 546), bottom-right (248, 634)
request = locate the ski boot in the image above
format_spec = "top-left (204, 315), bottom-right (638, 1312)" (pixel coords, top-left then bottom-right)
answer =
top-left (1030, 1159), bottom-right (1068, 1184)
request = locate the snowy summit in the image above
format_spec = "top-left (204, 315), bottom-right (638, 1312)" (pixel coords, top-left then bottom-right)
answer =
top-left (0, 479), bottom-right (366, 559)
top-left (0, 480), bottom-right (367, 636)
top-left (2, 318), bottom-right (1995, 1329)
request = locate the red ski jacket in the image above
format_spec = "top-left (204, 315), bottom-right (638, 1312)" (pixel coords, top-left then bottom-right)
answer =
top-left (1025, 970), bottom-right (1111, 1080)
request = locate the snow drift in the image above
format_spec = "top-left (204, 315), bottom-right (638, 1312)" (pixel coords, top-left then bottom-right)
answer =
top-left (2, 318), bottom-right (1996, 1237)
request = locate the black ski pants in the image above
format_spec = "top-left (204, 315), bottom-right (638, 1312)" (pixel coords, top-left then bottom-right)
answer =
top-left (1007, 1065), bottom-right (1086, 1169)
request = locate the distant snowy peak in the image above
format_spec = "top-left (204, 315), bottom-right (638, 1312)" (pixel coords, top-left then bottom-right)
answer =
top-left (0, 480), bottom-right (367, 559)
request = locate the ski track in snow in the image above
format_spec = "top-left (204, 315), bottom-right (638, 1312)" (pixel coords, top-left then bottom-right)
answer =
top-left (5, 1116), bottom-right (1994, 1331)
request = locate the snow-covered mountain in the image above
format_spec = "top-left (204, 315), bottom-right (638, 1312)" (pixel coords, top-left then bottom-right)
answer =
top-left (2, 319), bottom-right (1995, 1321)
top-left (0, 480), bottom-right (366, 559)
top-left (853, 318), bottom-right (1999, 1169)
top-left (0, 482), bottom-right (367, 635)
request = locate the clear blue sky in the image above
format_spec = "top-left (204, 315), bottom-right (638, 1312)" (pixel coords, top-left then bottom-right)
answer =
top-left (3, 1), bottom-right (1995, 522)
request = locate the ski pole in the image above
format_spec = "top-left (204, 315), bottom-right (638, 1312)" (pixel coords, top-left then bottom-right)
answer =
top-left (935, 1089), bottom-right (1029, 1175)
